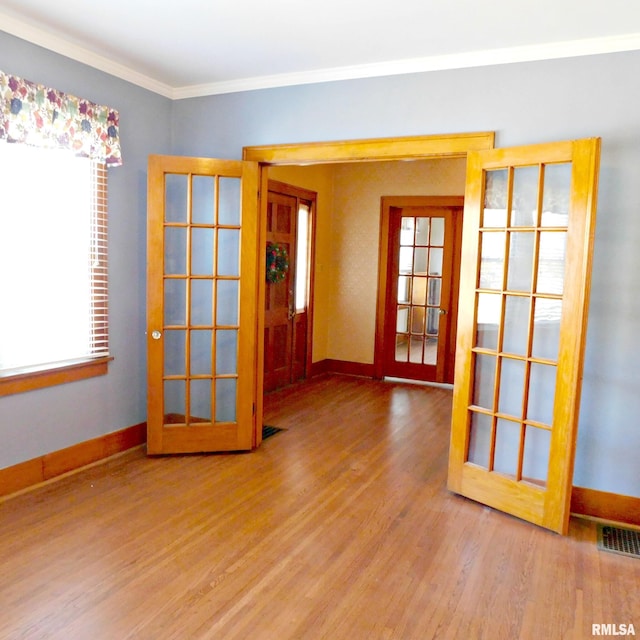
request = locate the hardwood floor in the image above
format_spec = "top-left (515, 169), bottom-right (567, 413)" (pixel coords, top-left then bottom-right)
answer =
top-left (1, 375), bottom-right (638, 639)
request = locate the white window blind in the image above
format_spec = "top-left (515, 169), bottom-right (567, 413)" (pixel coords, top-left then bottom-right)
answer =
top-left (0, 143), bottom-right (109, 372)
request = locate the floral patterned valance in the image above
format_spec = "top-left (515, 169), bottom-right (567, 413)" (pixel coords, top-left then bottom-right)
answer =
top-left (0, 69), bottom-right (122, 166)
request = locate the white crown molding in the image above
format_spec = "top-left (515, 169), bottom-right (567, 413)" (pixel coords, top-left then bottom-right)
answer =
top-left (0, 12), bottom-right (174, 98)
top-left (2, 10), bottom-right (640, 101)
top-left (173, 33), bottom-right (640, 99)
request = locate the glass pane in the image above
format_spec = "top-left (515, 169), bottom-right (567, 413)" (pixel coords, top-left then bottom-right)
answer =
top-left (217, 280), bottom-right (239, 326)
top-left (532, 298), bottom-right (561, 361)
top-left (522, 426), bottom-right (551, 485)
top-left (428, 248), bottom-right (443, 276)
top-left (191, 279), bottom-right (213, 326)
top-left (424, 336), bottom-right (437, 365)
top-left (498, 358), bottom-right (525, 418)
top-left (427, 278), bottom-right (441, 306)
top-left (164, 380), bottom-right (186, 421)
top-left (416, 217), bottom-right (429, 245)
top-left (502, 296), bottom-right (530, 356)
top-left (412, 277), bottom-right (427, 305)
top-left (414, 248), bottom-right (428, 275)
top-left (479, 231), bottom-right (505, 290)
top-left (483, 169), bottom-right (508, 227)
top-left (164, 330), bottom-right (186, 376)
top-left (527, 363), bottom-right (556, 425)
top-left (507, 231), bottom-right (535, 292)
top-left (541, 163), bottom-right (571, 227)
top-left (192, 175), bottom-right (215, 224)
top-left (430, 217), bottom-right (445, 246)
top-left (216, 330), bottom-right (238, 375)
top-left (426, 307), bottom-right (439, 335)
top-left (164, 278), bottom-right (186, 326)
top-left (400, 217), bottom-right (414, 245)
top-left (411, 307), bottom-right (425, 334)
top-left (398, 276), bottom-right (411, 304)
top-left (409, 337), bottom-right (423, 363)
top-left (191, 329), bottom-right (212, 375)
top-left (219, 177), bottom-right (241, 226)
top-left (215, 378), bottom-right (237, 422)
top-left (476, 292), bottom-right (501, 350)
top-left (165, 174), bottom-right (187, 223)
top-left (494, 418), bottom-right (520, 476)
top-left (396, 306), bottom-right (409, 332)
top-left (537, 231), bottom-right (566, 295)
top-left (295, 203), bottom-right (309, 312)
top-left (395, 335), bottom-right (408, 362)
top-left (217, 229), bottom-right (240, 277)
top-left (399, 246), bottom-right (413, 274)
top-left (511, 166), bottom-right (539, 227)
top-left (190, 379), bottom-right (212, 422)
top-left (191, 227), bottom-right (214, 276)
top-left (473, 353), bottom-right (496, 410)
top-left (164, 227), bottom-right (187, 275)
top-left (468, 412), bottom-right (492, 468)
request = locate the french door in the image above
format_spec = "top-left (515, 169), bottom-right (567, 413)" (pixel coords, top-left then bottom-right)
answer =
top-left (146, 155), bottom-right (260, 454)
top-left (380, 202), bottom-right (461, 383)
top-left (447, 139), bottom-right (600, 534)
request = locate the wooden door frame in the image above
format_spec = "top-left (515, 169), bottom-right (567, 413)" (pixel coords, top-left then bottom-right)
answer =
top-left (374, 195), bottom-right (464, 382)
top-left (266, 179), bottom-right (317, 386)
top-left (244, 132), bottom-right (495, 440)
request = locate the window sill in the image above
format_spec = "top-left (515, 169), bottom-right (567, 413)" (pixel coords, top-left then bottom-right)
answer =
top-left (0, 356), bottom-right (113, 397)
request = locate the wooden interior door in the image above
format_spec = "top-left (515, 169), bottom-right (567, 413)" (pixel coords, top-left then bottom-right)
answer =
top-left (447, 139), bottom-right (600, 534)
top-left (147, 155), bottom-right (260, 454)
top-left (376, 197), bottom-right (463, 384)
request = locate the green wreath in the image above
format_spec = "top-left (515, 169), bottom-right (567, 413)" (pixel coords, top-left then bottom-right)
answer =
top-left (266, 243), bottom-right (289, 283)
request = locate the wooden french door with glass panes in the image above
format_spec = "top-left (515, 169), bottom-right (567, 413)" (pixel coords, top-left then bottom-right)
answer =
top-left (383, 205), bottom-right (458, 383)
top-left (147, 155), bottom-right (259, 454)
top-left (447, 139), bottom-right (600, 534)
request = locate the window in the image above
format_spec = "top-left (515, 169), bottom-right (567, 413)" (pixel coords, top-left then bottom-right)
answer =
top-left (295, 201), bottom-right (311, 313)
top-left (0, 143), bottom-right (110, 395)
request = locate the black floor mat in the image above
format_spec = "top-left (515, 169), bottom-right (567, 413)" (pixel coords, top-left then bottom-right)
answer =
top-left (262, 425), bottom-right (283, 440)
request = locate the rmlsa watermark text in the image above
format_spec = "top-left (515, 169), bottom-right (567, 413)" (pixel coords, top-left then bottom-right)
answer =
top-left (592, 624), bottom-right (636, 636)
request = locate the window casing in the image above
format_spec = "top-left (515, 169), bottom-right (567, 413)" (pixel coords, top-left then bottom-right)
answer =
top-left (0, 144), bottom-right (110, 396)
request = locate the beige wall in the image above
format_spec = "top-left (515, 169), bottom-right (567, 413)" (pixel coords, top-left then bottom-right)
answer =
top-left (269, 158), bottom-right (466, 365)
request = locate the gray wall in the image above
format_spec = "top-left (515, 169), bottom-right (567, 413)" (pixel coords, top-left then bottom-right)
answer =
top-left (0, 31), bottom-right (172, 467)
top-left (172, 51), bottom-right (640, 497)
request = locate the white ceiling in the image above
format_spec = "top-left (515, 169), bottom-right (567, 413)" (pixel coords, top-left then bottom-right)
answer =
top-left (1, 0), bottom-right (640, 99)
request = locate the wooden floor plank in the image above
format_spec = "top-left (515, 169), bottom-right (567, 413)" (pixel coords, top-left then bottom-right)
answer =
top-left (0, 375), bottom-right (638, 639)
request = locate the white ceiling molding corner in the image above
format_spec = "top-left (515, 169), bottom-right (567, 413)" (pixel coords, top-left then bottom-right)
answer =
top-left (0, 12), bottom-right (174, 98)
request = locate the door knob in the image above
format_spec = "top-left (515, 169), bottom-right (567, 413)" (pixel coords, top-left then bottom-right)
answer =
top-left (151, 330), bottom-right (162, 340)
top-left (439, 309), bottom-right (447, 315)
